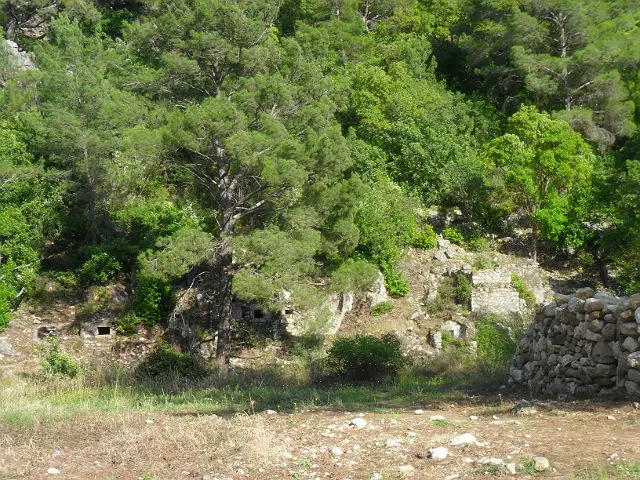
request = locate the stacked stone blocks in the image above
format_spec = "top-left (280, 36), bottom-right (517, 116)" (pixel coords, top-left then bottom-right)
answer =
top-left (510, 288), bottom-right (640, 397)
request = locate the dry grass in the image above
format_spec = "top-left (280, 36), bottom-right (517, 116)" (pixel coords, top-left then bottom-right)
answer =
top-left (1, 410), bottom-right (282, 479)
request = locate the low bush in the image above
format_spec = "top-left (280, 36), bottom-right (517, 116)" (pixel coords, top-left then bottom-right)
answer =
top-left (382, 264), bottom-right (409, 297)
top-left (115, 313), bottom-right (141, 336)
top-left (136, 339), bottom-right (207, 379)
top-left (510, 272), bottom-right (535, 307)
top-left (40, 337), bottom-right (80, 378)
top-left (442, 227), bottom-right (465, 246)
top-left (371, 301), bottom-right (392, 316)
top-left (467, 236), bottom-right (488, 252)
top-left (454, 274), bottom-right (472, 307)
top-left (325, 333), bottom-right (406, 381)
top-left (78, 252), bottom-right (121, 286)
top-left (411, 224), bottom-right (437, 249)
top-left (475, 317), bottom-right (517, 366)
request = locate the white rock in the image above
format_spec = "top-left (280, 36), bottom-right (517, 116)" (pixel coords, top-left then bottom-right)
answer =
top-left (47, 468), bottom-right (60, 475)
top-left (350, 417), bottom-right (368, 428)
top-left (445, 475), bottom-right (459, 480)
top-left (398, 465), bottom-right (415, 476)
top-left (414, 409), bottom-right (424, 415)
top-left (145, 419), bottom-right (154, 424)
top-left (534, 457), bottom-right (550, 471)
top-left (478, 457), bottom-right (503, 465)
top-left (469, 415), bottom-right (479, 421)
top-left (386, 439), bottom-right (402, 448)
top-left (450, 433), bottom-right (477, 445)
top-left (265, 409), bottom-right (277, 415)
top-left (505, 463), bottom-right (517, 475)
top-left (429, 415), bottom-right (445, 421)
top-left (429, 447), bottom-right (448, 460)
top-left (607, 415), bottom-right (616, 421)
top-left (331, 447), bottom-right (344, 456)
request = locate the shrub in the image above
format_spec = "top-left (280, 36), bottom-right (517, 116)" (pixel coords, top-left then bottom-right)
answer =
top-left (411, 224), bottom-right (437, 249)
top-left (371, 301), bottom-right (393, 316)
top-left (325, 333), bottom-right (405, 381)
top-left (382, 264), bottom-right (409, 297)
top-left (115, 313), bottom-right (141, 336)
top-left (510, 272), bottom-right (535, 307)
top-left (467, 236), bottom-right (488, 252)
top-left (475, 317), bottom-right (516, 366)
top-left (40, 337), bottom-right (80, 378)
top-left (454, 274), bottom-right (472, 307)
top-left (78, 252), bottom-right (121, 286)
top-left (132, 277), bottom-right (174, 325)
top-left (442, 227), bottom-right (464, 245)
top-left (136, 339), bottom-right (207, 379)
top-left (473, 255), bottom-right (498, 271)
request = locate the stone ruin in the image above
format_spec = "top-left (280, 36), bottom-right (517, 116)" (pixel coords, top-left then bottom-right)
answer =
top-left (510, 288), bottom-right (640, 398)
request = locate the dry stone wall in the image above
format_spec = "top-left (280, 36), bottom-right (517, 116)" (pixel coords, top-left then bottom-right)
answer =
top-left (510, 288), bottom-right (640, 397)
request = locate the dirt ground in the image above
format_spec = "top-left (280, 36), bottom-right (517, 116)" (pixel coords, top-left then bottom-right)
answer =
top-left (2, 399), bottom-right (639, 480)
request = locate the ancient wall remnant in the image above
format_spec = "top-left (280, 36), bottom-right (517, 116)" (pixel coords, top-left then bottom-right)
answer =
top-left (510, 288), bottom-right (640, 397)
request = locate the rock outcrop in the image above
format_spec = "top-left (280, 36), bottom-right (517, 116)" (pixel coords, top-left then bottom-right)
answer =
top-left (510, 289), bottom-right (640, 397)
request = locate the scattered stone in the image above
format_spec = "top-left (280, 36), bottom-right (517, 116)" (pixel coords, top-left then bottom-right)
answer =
top-left (607, 415), bottom-right (616, 421)
top-left (398, 465), bottom-right (415, 476)
top-left (534, 457), bottom-right (550, 472)
top-left (429, 414), bottom-right (445, 421)
top-left (369, 474), bottom-right (383, 480)
top-left (47, 468), bottom-right (60, 475)
top-left (265, 409), bottom-right (277, 415)
top-left (0, 339), bottom-right (14, 357)
top-left (331, 447), bottom-right (344, 456)
top-left (350, 418), bottom-right (367, 428)
top-left (386, 439), bottom-right (402, 448)
top-left (510, 400), bottom-right (537, 415)
top-left (410, 311), bottom-right (426, 321)
top-left (428, 447), bottom-right (448, 460)
top-left (469, 415), bottom-right (479, 421)
top-left (505, 463), bottom-right (517, 475)
top-left (450, 433), bottom-right (477, 445)
top-left (414, 409), bottom-right (424, 415)
top-left (145, 419), bottom-right (154, 424)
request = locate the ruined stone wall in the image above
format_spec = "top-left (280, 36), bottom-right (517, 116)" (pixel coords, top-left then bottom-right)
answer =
top-left (510, 288), bottom-right (640, 397)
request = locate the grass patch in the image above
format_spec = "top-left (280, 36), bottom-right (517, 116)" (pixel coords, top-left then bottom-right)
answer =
top-left (572, 462), bottom-right (640, 480)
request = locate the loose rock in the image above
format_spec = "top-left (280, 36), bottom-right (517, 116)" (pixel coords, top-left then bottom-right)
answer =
top-left (534, 457), bottom-right (550, 472)
top-left (450, 433), bottom-right (477, 445)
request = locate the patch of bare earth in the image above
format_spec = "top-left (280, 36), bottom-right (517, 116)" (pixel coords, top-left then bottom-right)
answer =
top-left (2, 401), bottom-right (640, 480)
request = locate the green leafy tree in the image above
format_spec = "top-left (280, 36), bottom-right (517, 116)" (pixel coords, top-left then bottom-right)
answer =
top-left (482, 106), bottom-right (595, 261)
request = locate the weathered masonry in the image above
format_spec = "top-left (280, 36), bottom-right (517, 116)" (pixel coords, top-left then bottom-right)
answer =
top-left (511, 288), bottom-right (640, 397)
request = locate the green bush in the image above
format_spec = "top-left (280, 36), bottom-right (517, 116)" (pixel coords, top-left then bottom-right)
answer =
top-left (467, 236), bottom-right (488, 252)
top-left (371, 301), bottom-right (392, 316)
top-left (382, 264), bottom-right (409, 297)
top-left (510, 273), bottom-right (535, 307)
top-left (132, 277), bottom-right (174, 325)
top-left (78, 252), bottom-right (121, 286)
top-left (325, 333), bottom-right (406, 381)
top-left (40, 337), bottom-right (80, 378)
top-left (473, 255), bottom-right (498, 271)
top-left (136, 339), bottom-right (207, 379)
top-left (454, 274), bottom-right (472, 307)
top-left (411, 224), bottom-right (437, 249)
top-left (475, 318), bottom-right (516, 366)
top-left (115, 313), bottom-right (141, 336)
top-left (442, 227), bottom-right (465, 245)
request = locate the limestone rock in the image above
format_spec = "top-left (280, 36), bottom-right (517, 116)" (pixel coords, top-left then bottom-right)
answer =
top-left (0, 339), bottom-right (14, 357)
top-left (585, 298), bottom-right (604, 312)
top-left (450, 433), bottom-right (477, 445)
top-left (428, 447), bottom-right (448, 460)
top-left (623, 336), bottom-right (639, 352)
top-left (534, 457), bottom-right (550, 472)
top-left (350, 418), bottom-right (367, 428)
top-left (576, 287), bottom-right (595, 299)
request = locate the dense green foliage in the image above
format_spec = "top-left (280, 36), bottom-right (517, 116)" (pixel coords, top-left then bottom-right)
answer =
top-left (0, 0), bottom-right (639, 353)
top-left (325, 333), bottom-right (406, 381)
top-left (40, 337), bottom-right (80, 378)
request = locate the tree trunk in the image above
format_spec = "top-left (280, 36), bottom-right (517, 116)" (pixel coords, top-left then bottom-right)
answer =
top-left (213, 235), bottom-right (234, 373)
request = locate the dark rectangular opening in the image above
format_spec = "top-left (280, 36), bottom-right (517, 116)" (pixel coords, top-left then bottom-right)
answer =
top-left (253, 309), bottom-right (264, 318)
top-left (97, 326), bottom-right (111, 336)
top-left (284, 309), bottom-right (294, 315)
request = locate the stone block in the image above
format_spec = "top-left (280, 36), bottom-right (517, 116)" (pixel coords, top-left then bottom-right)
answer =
top-left (576, 287), bottom-right (595, 299)
top-left (628, 369), bottom-right (640, 384)
top-left (622, 336), bottom-right (639, 352)
top-left (602, 323), bottom-right (616, 341)
top-left (592, 341), bottom-right (615, 364)
top-left (585, 298), bottom-right (605, 312)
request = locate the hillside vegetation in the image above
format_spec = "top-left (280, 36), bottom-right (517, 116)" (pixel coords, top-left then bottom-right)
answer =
top-left (1, 0), bottom-right (640, 365)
